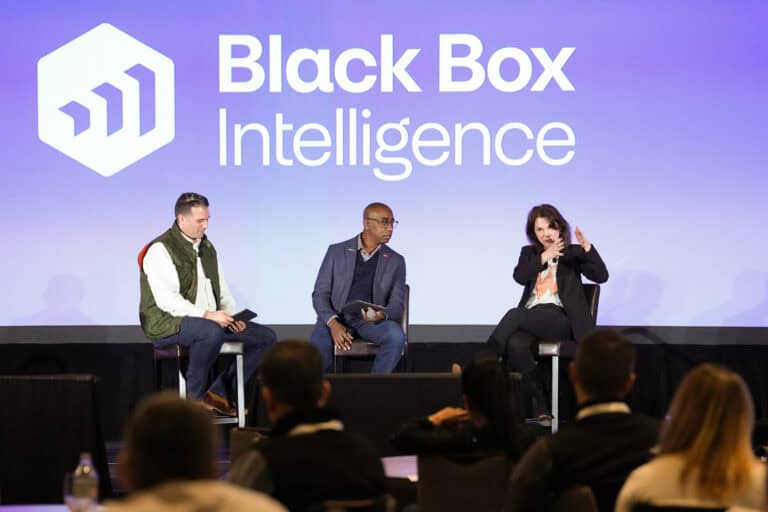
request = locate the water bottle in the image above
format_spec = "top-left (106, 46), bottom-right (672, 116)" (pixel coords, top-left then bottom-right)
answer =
top-left (65, 452), bottom-right (99, 512)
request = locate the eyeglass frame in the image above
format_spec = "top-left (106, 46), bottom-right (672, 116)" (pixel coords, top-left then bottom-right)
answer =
top-left (365, 217), bottom-right (399, 227)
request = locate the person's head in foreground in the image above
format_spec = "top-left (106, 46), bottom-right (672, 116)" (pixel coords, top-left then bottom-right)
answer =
top-left (114, 392), bottom-right (288, 511)
top-left (570, 329), bottom-right (636, 403)
top-left (461, 356), bottom-right (521, 452)
top-left (659, 363), bottom-right (757, 500)
top-left (118, 391), bottom-right (217, 491)
top-left (260, 340), bottom-right (331, 423)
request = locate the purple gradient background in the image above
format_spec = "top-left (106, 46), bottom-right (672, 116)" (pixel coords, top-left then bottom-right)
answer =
top-left (1, 0), bottom-right (767, 326)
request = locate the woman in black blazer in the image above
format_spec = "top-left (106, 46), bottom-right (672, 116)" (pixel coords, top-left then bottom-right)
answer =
top-left (487, 204), bottom-right (608, 415)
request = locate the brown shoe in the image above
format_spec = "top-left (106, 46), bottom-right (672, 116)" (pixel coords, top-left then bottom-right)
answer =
top-left (203, 391), bottom-right (237, 416)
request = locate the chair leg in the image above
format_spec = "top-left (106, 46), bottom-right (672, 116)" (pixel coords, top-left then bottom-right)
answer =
top-left (333, 354), bottom-right (340, 374)
top-left (177, 356), bottom-right (187, 399)
top-left (551, 355), bottom-right (559, 433)
top-left (235, 353), bottom-right (245, 428)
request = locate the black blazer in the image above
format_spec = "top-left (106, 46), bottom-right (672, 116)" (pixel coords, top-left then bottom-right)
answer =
top-left (513, 244), bottom-right (608, 341)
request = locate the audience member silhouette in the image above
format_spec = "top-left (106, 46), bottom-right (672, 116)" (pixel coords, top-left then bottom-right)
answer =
top-left (106, 392), bottom-right (285, 512)
top-left (392, 356), bottom-right (528, 459)
top-left (503, 329), bottom-right (658, 512)
top-left (228, 340), bottom-right (389, 511)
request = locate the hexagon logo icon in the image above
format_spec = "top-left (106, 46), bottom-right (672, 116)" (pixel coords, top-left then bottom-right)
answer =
top-left (37, 23), bottom-right (175, 177)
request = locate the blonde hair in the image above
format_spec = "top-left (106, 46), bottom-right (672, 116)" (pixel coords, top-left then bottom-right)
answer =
top-left (659, 363), bottom-right (756, 500)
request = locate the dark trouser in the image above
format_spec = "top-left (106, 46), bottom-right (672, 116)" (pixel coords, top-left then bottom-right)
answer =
top-left (487, 304), bottom-right (572, 373)
top-left (153, 316), bottom-right (277, 400)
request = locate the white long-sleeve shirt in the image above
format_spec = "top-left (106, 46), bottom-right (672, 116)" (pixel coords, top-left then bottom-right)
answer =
top-left (142, 238), bottom-right (236, 318)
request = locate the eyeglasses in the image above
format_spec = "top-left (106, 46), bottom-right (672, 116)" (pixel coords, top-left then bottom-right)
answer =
top-left (366, 217), bottom-right (399, 227)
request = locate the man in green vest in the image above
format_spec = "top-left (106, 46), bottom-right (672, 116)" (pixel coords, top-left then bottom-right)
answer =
top-left (139, 192), bottom-right (276, 415)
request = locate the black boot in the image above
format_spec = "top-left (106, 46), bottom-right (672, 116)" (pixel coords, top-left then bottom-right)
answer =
top-left (523, 365), bottom-right (551, 426)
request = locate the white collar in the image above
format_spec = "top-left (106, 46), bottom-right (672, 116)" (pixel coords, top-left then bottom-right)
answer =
top-left (357, 234), bottom-right (381, 258)
top-left (287, 419), bottom-right (344, 437)
top-left (576, 401), bottom-right (631, 421)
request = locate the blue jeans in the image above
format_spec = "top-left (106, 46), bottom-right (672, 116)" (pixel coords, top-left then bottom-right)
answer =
top-left (153, 316), bottom-right (277, 400)
top-left (309, 316), bottom-right (406, 373)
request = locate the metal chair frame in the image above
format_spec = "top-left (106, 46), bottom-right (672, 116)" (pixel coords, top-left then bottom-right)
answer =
top-left (537, 283), bottom-right (601, 433)
top-left (153, 341), bottom-right (246, 428)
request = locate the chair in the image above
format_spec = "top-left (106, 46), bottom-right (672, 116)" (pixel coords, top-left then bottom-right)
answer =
top-left (333, 284), bottom-right (410, 373)
top-left (549, 486), bottom-right (598, 512)
top-left (307, 495), bottom-right (397, 512)
top-left (632, 505), bottom-right (726, 512)
top-left (139, 243), bottom-right (246, 428)
top-left (229, 426), bottom-right (269, 464)
top-left (537, 283), bottom-right (600, 433)
top-left (417, 454), bottom-right (511, 512)
top-left (0, 374), bottom-right (113, 504)
top-left (153, 342), bottom-right (246, 428)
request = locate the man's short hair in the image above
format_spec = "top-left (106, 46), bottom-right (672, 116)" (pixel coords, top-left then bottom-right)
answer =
top-left (261, 340), bottom-right (324, 410)
top-left (574, 329), bottom-right (635, 399)
top-left (363, 202), bottom-right (392, 219)
top-left (121, 392), bottom-right (215, 490)
top-left (174, 192), bottom-right (209, 217)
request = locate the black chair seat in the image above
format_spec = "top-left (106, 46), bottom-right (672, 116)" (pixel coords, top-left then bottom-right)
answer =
top-left (417, 454), bottom-right (511, 512)
top-left (339, 340), bottom-right (380, 357)
top-left (307, 495), bottom-right (396, 512)
top-left (153, 344), bottom-right (184, 360)
top-left (632, 504), bottom-right (726, 512)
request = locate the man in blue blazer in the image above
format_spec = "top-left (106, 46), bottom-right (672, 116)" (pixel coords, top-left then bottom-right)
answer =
top-left (310, 203), bottom-right (406, 373)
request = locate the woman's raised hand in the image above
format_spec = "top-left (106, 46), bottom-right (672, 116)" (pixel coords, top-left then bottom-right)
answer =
top-left (574, 227), bottom-right (592, 252)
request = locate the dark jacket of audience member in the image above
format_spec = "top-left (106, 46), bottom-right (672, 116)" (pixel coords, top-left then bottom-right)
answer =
top-left (391, 357), bottom-right (529, 460)
top-left (231, 407), bottom-right (386, 511)
top-left (503, 330), bottom-right (658, 512)
top-left (228, 340), bottom-right (388, 511)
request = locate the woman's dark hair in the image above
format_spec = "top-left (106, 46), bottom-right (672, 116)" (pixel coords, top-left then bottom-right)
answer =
top-left (461, 357), bottom-right (522, 455)
top-left (525, 204), bottom-right (571, 250)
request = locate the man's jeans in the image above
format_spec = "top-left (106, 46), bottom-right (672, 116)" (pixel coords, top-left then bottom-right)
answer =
top-left (153, 316), bottom-right (277, 400)
top-left (309, 316), bottom-right (405, 373)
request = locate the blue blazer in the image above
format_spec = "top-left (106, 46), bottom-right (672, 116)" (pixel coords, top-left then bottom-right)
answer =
top-left (312, 235), bottom-right (407, 324)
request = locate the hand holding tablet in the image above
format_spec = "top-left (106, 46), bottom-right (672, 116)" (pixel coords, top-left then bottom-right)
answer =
top-left (232, 308), bottom-right (258, 323)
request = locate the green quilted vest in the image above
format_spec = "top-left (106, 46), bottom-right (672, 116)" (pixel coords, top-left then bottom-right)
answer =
top-left (139, 223), bottom-right (221, 340)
